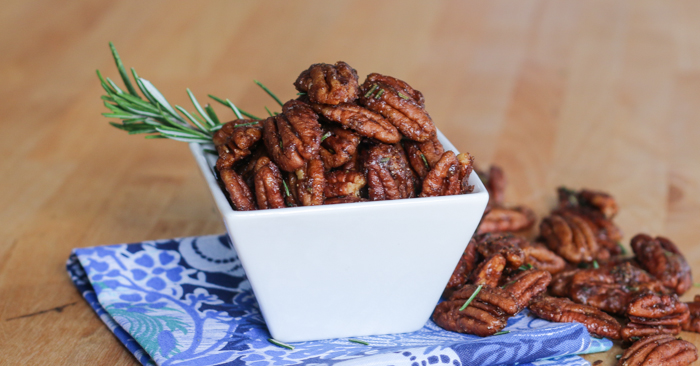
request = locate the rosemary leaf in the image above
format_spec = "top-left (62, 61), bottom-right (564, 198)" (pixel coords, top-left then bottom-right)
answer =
top-left (138, 78), bottom-right (181, 119)
top-left (268, 338), bottom-right (294, 350)
top-left (398, 92), bottom-right (410, 100)
top-left (297, 92), bottom-right (306, 95)
top-left (265, 106), bottom-right (274, 117)
top-left (203, 149), bottom-right (217, 155)
top-left (375, 89), bottom-right (385, 99)
top-left (348, 339), bottom-right (369, 345)
top-left (282, 180), bottom-right (291, 197)
top-left (105, 77), bottom-right (125, 94)
top-left (102, 112), bottom-right (136, 119)
top-left (109, 42), bottom-right (139, 97)
top-left (96, 70), bottom-right (117, 95)
top-left (144, 135), bottom-right (167, 139)
top-left (420, 153), bottom-right (429, 169)
top-left (234, 121), bottom-right (260, 128)
top-left (156, 125), bottom-right (210, 139)
top-left (321, 131), bottom-right (332, 142)
top-left (187, 88), bottom-right (215, 127)
top-left (132, 68), bottom-right (159, 106)
top-left (493, 331), bottom-right (510, 336)
top-left (205, 104), bottom-right (220, 126)
top-left (175, 105), bottom-right (210, 134)
top-left (617, 242), bottom-right (627, 255)
top-left (255, 80), bottom-right (284, 107)
top-left (459, 284), bottom-right (483, 311)
top-left (593, 260), bottom-right (599, 269)
top-left (364, 85), bottom-right (378, 98)
top-left (208, 94), bottom-right (260, 120)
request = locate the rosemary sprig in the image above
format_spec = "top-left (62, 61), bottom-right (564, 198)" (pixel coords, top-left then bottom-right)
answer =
top-left (364, 85), bottom-right (378, 98)
top-left (100, 42), bottom-right (281, 142)
top-left (374, 89), bottom-right (385, 99)
top-left (459, 284), bottom-right (483, 311)
top-left (268, 338), bottom-right (294, 350)
top-left (493, 331), bottom-right (510, 336)
top-left (518, 263), bottom-right (533, 271)
top-left (255, 80), bottom-right (284, 107)
top-left (348, 339), bottom-right (369, 345)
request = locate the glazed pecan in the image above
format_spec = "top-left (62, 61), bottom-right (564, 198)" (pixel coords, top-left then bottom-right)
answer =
top-left (468, 254), bottom-right (506, 288)
top-left (529, 296), bottom-right (622, 339)
top-left (219, 168), bottom-right (256, 211)
top-left (682, 296), bottom-right (700, 333)
top-left (540, 210), bottom-right (600, 264)
top-left (473, 233), bottom-right (526, 271)
top-left (618, 334), bottom-right (698, 366)
top-left (214, 119), bottom-right (263, 170)
top-left (621, 323), bottom-right (682, 342)
top-left (556, 188), bottom-right (624, 256)
top-left (364, 143), bottom-right (415, 200)
top-left (626, 291), bottom-right (689, 327)
top-left (420, 151), bottom-right (474, 197)
top-left (253, 156), bottom-right (286, 209)
top-left (549, 269), bottom-right (580, 297)
top-left (319, 124), bottom-right (361, 169)
top-left (403, 136), bottom-right (444, 178)
top-left (359, 73), bottom-right (435, 142)
top-left (294, 61), bottom-right (360, 105)
top-left (558, 187), bottom-right (618, 219)
top-left (263, 100), bottom-right (322, 172)
top-left (309, 102), bottom-right (401, 144)
top-left (445, 238), bottom-right (478, 295)
top-left (324, 170), bottom-right (366, 198)
top-left (286, 158), bottom-right (325, 207)
top-left (519, 241), bottom-right (566, 275)
top-left (477, 206), bottom-right (536, 235)
top-left (631, 234), bottom-right (692, 295)
top-left (433, 285), bottom-right (519, 336)
top-left (502, 269), bottom-right (551, 310)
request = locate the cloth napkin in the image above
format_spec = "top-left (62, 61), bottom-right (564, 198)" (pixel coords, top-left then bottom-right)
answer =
top-left (66, 234), bottom-right (611, 366)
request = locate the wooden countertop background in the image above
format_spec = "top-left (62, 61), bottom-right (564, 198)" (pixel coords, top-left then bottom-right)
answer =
top-left (1, 1), bottom-right (699, 365)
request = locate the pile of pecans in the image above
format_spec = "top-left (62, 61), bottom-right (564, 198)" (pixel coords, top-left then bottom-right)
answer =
top-left (436, 165), bottom-right (699, 366)
top-left (213, 62), bottom-right (474, 210)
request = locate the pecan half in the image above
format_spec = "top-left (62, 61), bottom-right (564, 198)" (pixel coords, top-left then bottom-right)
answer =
top-left (359, 73), bottom-right (435, 142)
top-left (558, 187), bottom-right (618, 219)
top-left (529, 296), bottom-right (621, 339)
top-left (219, 168), bottom-right (256, 211)
top-left (473, 233), bottom-right (526, 271)
top-left (477, 206), bottom-right (536, 234)
top-left (404, 136), bottom-right (444, 178)
top-left (263, 100), bottom-right (322, 172)
top-left (324, 170), bottom-right (366, 198)
top-left (323, 196), bottom-right (367, 205)
top-left (626, 291), bottom-right (689, 327)
top-left (631, 234), bottom-right (692, 295)
top-left (214, 119), bottom-right (263, 170)
top-left (444, 238), bottom-right (478, 295)
top-left (502, 269), bottom-right (551, 310)
top-left (309, 102), bottom-right (401, 144)
top-left (618, 334), bottom-right (697, 366)
top-left (549, 269), bottom-right (580, 297)
top-left (682, 295), bottom-right (700, 333)
top-left (285, 158), bottom-right (325, 206)
top-left (294, 61), bottom-right (360, 105)
top-left (364, 143), bottom-right (415, 200)
top-left (420, 151), bottom-right (474, 197)
top-left (540, 211), bottom-right (599, 264)
top-left (519, 241), bottom-right (566, 275)
top-left (253, 156), bottom-right (286, 209)
top-left (468, 254), bottom-right (506, 288)
top-left (433, 285), bottom-right (519, 336)
top-left (319, 124), bottom-right (361, 169)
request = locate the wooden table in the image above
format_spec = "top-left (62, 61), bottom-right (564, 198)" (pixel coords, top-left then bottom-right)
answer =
top-left (1, 1), bottom-right (699, 364)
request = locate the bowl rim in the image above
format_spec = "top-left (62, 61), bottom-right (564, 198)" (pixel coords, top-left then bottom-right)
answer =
top-left (190, 128), bottom-right (489, 217)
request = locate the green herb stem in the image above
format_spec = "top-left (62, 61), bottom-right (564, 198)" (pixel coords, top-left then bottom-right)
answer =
top-left (255, 80), bottom-right (284, 107)
top-left (268, 338), bottom-right (294, 350)
top-left (348, 339), bottom-right (369, 345)
top-left (459, 284), bottom-right (483, 311)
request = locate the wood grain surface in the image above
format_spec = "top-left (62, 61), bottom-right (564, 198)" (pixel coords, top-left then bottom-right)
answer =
top-left (1, 1), bottom-right (699, 365)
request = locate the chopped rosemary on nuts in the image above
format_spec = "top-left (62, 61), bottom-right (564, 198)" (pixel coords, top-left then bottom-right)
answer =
top-left (364, 84), bottom-right (378, 98)
top-left (321, 131), bottom-right (332, 142)
top-left (374, 89), bottom-right (385, 99)
top-left (420, 153), bottom-right (430, 169)
top-left (459, 284), bottom-right (483, 311)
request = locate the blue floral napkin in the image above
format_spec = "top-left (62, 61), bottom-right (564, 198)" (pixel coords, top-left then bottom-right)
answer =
top-left (66, 234), bottom-right (611, 366)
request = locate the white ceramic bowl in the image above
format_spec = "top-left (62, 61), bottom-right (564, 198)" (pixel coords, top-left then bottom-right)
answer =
top-left (189, 130), bottom-right (489, 342)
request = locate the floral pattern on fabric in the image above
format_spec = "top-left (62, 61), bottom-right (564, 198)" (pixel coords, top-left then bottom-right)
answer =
top-left (67, 234), bottom-right (611, 366)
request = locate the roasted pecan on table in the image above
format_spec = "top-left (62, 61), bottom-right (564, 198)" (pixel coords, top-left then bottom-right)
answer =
top-left (683, 295), bottom-right (700, 333)
top-left (403, 136), bottom-right (444, 179)
top-left (621, 291), bottom-right (689, 341)
top-left (286, 158), bottom-right (325, 207)
top-left (631, 234), bottom-right (692, 296)
top-left (363, 143), bottom-right (416, 200)
top-left (359, 73), bottom-right (435, 142)
top-left (540, 209), bottom-right (603, 264)
top-left (213, 119), bottom-right (263, 171)
top-left (319, 124), bottom-right (362, 169)
top-left (444, 238), bottom-right (478, 296)
top-left (529, 296), bottom-right (622, 339)
top-left (501, 269), bottom-right (551, 310)
top-left (419, 151), bottom-right (474, 197)
top-left (617, 334), bottom-right (698, 366)
top-left (473, 233), bottom-right (526, 271)
top-left (263, 100), bottom-right (322, 172)
top-left (518, 240), bottom-right (567, 275)
top-left (468, 254), bottom-right (506, 288)
top-left (308, 102), bottom-right (401, 144)
top-left (433, 284), bottom-right (519, 337)
top-left (568, 262), bottom-right (668, 315)
top-left (477, 206), bottom-right (537, 235)
top-left (294, 61), bottom-right (360, 105)
top-left (558, 187), bottom-right (618, 220)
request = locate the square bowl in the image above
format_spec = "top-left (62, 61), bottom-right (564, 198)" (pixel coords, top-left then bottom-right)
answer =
top-left (189, 130), bottom-right (489, 342)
